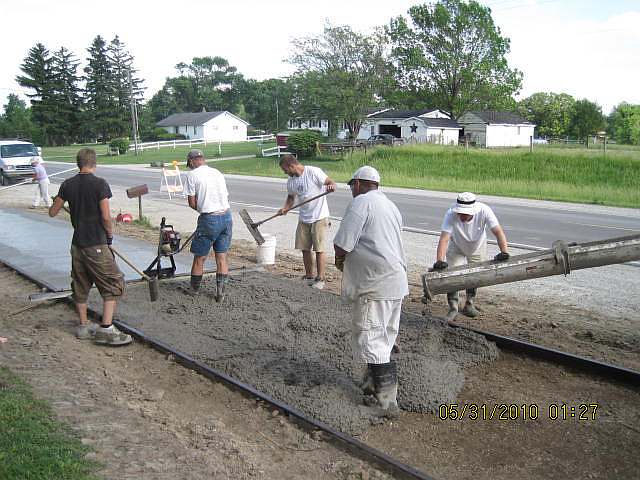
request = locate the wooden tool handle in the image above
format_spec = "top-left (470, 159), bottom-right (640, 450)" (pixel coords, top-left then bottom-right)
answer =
top-left (109, 246), bottom-right (151, 280)
top-left (256, 190), bottom-right (332, 227)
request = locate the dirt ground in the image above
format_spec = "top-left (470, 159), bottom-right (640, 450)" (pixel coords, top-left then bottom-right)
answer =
top-left (1, 218), bottom-right (639, 479)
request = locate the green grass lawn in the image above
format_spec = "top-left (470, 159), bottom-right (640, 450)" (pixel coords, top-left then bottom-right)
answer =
top-left (0, 367), bottom-right (100, 479)
top-left (43, 141), bottom-right (272, 164)
top-left (214, 144), bottom-right (640, 208)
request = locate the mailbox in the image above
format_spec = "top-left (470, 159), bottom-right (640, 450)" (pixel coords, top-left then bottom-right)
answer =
top-left (126, 184), bottom-right (149, 220)
top-left (126, 184), bottom-right (149, 198)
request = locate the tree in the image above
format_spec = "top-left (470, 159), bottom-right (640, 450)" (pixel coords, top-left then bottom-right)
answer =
top-left (288, 23), bottom-right (391, 139)
top-left (237, 78), bottom-right (293, 132)
top-left (608, 103), bottom-right (640, 145)
top-left (570, 99), bottom-right (605, 143)
top-left (148, 56), bottom-right (244, 121)
top-left (0, 94), bottom-right (38, 141)
top-left (49, 47), bottom-right (82, 145)
top-left (84, 35), bottom-right (117, 142)
top-left (387, 0), bottom-right (522, 118)
top-left (16, 43), bottom-right (57, 144)
top-left (108, 36), bottom-right (144, 138)
top-left (518, 92), bottom-right (575, 138)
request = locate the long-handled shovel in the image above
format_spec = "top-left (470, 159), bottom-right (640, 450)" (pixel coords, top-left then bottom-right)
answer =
top-left (109, 246), bottom-right (159, 302)
top-left (239, 191), bottom-right (332, 245)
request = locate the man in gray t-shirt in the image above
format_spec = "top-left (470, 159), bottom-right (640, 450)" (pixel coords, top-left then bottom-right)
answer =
top-left (334, 166), bottom-right (407, 414)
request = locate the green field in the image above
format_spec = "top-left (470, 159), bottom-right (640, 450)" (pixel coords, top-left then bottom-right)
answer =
top-left (213, 144), bottom-right (640, 208)
top-left (0, 367), bottom-right (100, 479)
top-left (42, 141), bottom-right (273, 165)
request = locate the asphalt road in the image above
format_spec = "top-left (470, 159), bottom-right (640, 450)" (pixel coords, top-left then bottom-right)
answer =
top-left (43, 162), bottom-right (640, 250)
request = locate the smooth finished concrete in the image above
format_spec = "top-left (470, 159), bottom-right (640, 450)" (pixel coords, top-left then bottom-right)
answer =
top-left (0, 208), bottom-right (192, 291)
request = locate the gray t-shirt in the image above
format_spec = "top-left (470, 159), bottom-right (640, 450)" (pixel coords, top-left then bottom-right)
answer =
top-left (334, 190), bottom-right (409, 301)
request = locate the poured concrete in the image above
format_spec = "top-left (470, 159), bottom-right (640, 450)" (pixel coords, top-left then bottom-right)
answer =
top-left (0, 208), bottom-right (192, 291)
top-left (93, 271), bottom-right (499, 434)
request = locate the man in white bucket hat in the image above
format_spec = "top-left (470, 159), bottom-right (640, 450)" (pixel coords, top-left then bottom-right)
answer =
top-left (432, 192), bottom-right (510, 322)
top-left (334, 165), bottom-right (408, 414)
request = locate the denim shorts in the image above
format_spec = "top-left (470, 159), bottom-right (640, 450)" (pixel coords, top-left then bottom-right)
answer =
top-left (191, 210), bottom-right (233, 257)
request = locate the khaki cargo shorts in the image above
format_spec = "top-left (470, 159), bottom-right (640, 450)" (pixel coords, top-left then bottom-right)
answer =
top-left (295, 218), bottom-right (330, 252)
top-left (70, 244), bottom-right (125, 303)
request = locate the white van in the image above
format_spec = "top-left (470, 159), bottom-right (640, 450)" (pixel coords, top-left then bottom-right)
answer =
top-left (0, 139), bottom-right (42, 185)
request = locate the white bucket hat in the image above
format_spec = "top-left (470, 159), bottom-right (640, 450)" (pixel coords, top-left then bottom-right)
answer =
top-left (452, 192), bottom-right (480, 215)
top-left (348, 165), bottom-right (381, 185)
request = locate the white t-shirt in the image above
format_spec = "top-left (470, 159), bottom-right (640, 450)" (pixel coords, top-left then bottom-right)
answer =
top-left (441, 202), bottom-right (500, 257)
top-left (286, 165), bottom-right (330, 224)
top-left (185, 165), bottom-right (230, 214)
top-left (334, 190), bottom-right (409, 301)
top-left (33, 163), bottom-right (48, 182)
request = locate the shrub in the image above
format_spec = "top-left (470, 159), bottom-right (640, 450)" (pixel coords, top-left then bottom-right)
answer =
top-left (109, 137), bottom-right (130, 154)
top-left (287, 129), bottom-right (322, 157)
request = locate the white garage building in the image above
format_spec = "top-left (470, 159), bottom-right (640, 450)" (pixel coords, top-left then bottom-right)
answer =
top-left (457, 111), bottom-right (535, 148)
top-left (356, 109), bottom-right (461, 145)
top-left (156, 111), bottom-right (249, 142)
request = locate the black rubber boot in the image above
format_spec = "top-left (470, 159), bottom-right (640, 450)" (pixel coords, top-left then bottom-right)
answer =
top-left (461, 288), bottom-right (479, 317)
top-left (359, 364), bottom-right (375, 395)
top-left (215, 273), bottom-right (228, 303)
top-left (370, 362), bottom-right (399, 415)
top-left (446, 291), bottom-right (459, 322)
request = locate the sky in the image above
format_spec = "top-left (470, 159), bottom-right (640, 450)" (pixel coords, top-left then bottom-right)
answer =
top-left (1, 0), bottom-right (639, 115)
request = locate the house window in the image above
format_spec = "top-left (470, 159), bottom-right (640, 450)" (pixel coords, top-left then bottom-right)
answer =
top-left (233, 125), bottom-right (238, 130)
top-left (297, 120), bottom-right (302, 128)
top-left (174, 126), bottom-right (179, 134)
top-left (518, 126), bottom-right (521, 135)
top-left (310, 119), bottom-right (316, 128)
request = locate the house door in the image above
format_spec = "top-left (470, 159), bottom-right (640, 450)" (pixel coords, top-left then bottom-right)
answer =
top-left (379, 124), bottom-right (401, 138)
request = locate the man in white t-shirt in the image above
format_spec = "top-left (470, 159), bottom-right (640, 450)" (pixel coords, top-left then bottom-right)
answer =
top-left (432, 192), bottom-right (510, 322)
top-left (278, 154), bottom-right (336, 290)
top-left (334, 166), bottom-right (408, 414)
top-left (185, 149), bottom-right (232, 302)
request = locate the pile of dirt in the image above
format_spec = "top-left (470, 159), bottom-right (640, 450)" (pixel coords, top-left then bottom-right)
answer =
top-left (92, 271), bottom-right (498, 434)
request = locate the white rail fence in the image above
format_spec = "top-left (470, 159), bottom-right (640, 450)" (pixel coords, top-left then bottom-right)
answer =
top-left (128, 134), bottom-right (275, 153)
top-left (261, 145), bottom-right (292, 157)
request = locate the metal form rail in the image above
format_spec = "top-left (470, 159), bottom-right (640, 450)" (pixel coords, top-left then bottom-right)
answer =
top-left (6, 264), bottom-right (640, 480)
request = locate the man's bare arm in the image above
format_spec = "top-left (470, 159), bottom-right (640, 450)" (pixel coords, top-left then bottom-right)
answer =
top-left (99, 198), bottom-right (113, 238)
top-left (278, 194), bottom-right (296, 215)
top-left (49, 196), bottom-right (65, 217)
top-left (491, 225), bottom-right (508, 253)
top-left (435, 232), bottom-right (451, 262)
top-left (188, 195), bottom-right (198, 211)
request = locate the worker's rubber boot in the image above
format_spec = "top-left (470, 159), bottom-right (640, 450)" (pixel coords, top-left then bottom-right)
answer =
top-left (461, 289), bottom-right (479, 318)
top-left (446, 292), bottom-right (459, 323)
top-left (359, 364), bottom-right (375, 395)
top-left (186, 274), bottom-right (202, 296)
top-left (371, 362), bottom-right (399, 416)
top-left (215, 273), bottom-right (228, 303)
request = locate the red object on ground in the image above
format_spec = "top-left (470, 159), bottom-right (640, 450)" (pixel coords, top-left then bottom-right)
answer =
top-left (116, 213), bottom-right (133, 223)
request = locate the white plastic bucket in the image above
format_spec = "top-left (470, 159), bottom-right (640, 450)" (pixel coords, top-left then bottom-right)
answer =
top-left (256, 234), bottom-right (276, 265)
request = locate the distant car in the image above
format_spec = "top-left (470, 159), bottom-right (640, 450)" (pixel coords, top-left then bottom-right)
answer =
top-left (532, 138), bottom-right (548, 145)
top-left (0, 140), bottom-right (41, 185)
top-left (365, 134), bottom-right (396, 146)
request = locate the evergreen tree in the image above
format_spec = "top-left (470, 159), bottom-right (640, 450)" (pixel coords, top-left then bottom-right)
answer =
top-left (108, 35), bottom-right (144, 138)
top-left (84, 35), bottom-right (116, 142)
top-left (16, 43), bottom-right (56, 144)
top-left (50, 47), bottom-right (82, 145)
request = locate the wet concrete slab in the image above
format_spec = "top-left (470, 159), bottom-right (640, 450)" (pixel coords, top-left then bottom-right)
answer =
top-left (0, 208), bottom-right (192, 291)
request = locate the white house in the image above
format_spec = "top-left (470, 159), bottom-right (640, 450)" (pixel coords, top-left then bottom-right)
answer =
top-left (156, 111), bottom-right (249, 142)
top-left (357, 108), bottom-right (461, 145)
top-left (457, 111), bottom-right (535, 148)
top-left (286, 108), bottom-right (461, 144)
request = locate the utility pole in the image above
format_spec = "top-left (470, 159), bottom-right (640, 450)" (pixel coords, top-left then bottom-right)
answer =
top-left (275, 96), bottom-right (279, 132)
top-left (128, 69), bottom-right (140, 156)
